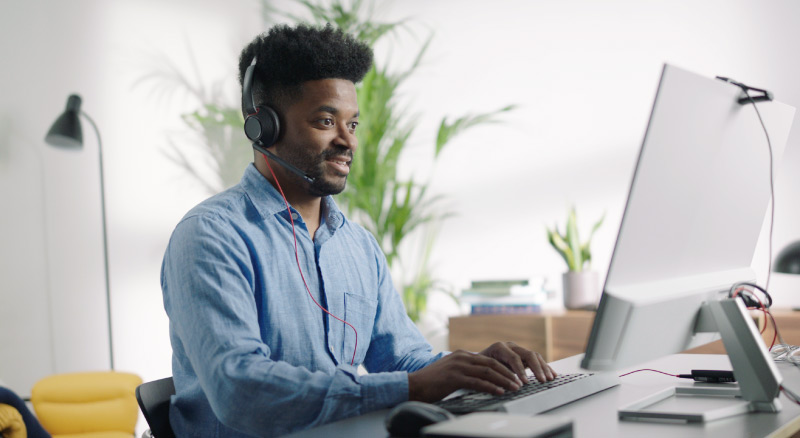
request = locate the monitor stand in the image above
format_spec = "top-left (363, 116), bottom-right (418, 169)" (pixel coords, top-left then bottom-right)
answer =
top-left (618, 298), bottom-right (783, 422)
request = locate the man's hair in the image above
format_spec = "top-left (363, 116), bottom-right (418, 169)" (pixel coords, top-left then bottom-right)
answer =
top-left (238, 23), bottom-right (373, 117)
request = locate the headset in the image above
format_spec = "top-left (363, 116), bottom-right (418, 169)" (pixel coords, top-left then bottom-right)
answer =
top-left (242, 56), bottom-right (315, 183)
top-left (243, 56), bottom-right (281, 147)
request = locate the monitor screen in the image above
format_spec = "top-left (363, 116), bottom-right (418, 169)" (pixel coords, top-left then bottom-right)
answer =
top-left (581, 64), bottom-right (796, 372)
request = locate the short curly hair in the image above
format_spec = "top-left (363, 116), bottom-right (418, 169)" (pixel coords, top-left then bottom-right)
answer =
top-left (238, 23), bottom-right (373, 117)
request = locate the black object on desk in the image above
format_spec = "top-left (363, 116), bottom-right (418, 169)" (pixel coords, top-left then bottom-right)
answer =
top-left (385, 401), bottom-right (454, 437)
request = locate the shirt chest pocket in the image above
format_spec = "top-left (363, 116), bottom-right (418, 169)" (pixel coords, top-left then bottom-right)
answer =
top-left (344, 292), bottom-right (378, 364)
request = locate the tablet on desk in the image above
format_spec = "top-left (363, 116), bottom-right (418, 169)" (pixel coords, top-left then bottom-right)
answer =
top-left (421, 412), bottom-right (573, 438)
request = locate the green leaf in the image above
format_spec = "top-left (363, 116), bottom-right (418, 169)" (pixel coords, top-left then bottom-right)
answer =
top-left (548, 207), bottom-right (605, 272)
top-left (579, 212), bottom-right (605, 270)
top-left (547, 226), bottom-right (575, 271)
top-left (565, 207), bottom-right (582, 271)
top-left (435, 105), bottom-right (516, 157)
top-left (156, 0), bottom-right (519, 321)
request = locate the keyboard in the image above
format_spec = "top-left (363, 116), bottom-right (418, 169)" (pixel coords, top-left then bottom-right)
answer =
top-left (435, 373), bottom-right (619, 415)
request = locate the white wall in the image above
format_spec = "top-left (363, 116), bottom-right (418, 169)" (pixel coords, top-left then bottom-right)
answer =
top-left (1, 0), bottom-right (799, 433)
top-left (381, 0), bottom-right (800, 303)
top-left (0, 0), bottom-right (262, 399)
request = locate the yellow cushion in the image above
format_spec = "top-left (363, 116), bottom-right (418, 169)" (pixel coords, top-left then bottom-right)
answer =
top-left (31, 371), bottom-right (142, 437)
top-left (53, 433), bottom-right (133, 438)
top-left (0, 403), bottom-right (26, 438)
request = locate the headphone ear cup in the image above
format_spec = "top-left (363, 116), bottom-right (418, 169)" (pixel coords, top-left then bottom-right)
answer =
top-left (244, 106), bottom-right (281, 147)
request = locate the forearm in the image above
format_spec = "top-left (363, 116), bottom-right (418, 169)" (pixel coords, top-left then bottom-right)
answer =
top-left (196, 349), bottom-right (408, 436)
top-left (168, 291), bottom-right (410, 436)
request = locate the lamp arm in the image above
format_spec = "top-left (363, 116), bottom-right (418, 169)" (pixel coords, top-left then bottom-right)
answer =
top-left (81, 111), bottom-right (114, 370)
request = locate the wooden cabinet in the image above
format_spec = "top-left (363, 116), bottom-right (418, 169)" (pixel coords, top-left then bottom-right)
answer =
top-left (684, 309), bottom-right (800, 354)
top-left (448, 309), bottom-right (800, 361)
top-left (448, 311), bottom-right (595, 362)
top-left (760, 310), bottom-right (800, 347)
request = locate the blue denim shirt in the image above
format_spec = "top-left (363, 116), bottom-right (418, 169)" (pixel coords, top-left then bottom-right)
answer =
top-left (161, 164), bottom-right (445, 437)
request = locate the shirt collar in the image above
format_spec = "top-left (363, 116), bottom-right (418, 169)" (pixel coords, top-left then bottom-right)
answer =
top-left (240, 164), bottom-right (345, 231)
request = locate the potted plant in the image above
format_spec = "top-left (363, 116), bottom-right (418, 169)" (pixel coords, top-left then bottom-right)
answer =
top-left (546, 207), bottom-right (604, 310)
top-left (291, 0), bottom-right (520, 322)
top-left (138, 0), bottom-right (513, 322)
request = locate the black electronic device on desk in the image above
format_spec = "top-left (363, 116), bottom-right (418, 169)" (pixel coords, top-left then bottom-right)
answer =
top-left (385, 402), bottom-right (454, 437)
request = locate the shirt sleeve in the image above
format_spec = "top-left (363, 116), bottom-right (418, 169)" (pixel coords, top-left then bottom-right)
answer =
top-left (361, 232), bottom-right (449, 374)
top-left (162, 214), bottom-right (410, 437)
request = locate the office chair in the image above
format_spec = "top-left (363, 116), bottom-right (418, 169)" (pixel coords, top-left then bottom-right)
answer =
top-left (135, 377), bottom-right (175, 438)
top-left (31, 371), bottom-right (142, 437)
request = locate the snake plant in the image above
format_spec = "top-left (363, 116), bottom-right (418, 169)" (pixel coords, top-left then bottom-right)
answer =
top-left (546, 207), bottom-right (604, 272)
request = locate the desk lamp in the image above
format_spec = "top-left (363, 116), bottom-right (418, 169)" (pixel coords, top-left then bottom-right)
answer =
top-left (775, 241), bottom-right (800, 275)
top-left (45, 94), bottom-right (114, 370)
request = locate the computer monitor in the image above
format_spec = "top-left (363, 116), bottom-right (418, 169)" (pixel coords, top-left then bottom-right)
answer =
top-left (580, 64), bottom-right (796, 421)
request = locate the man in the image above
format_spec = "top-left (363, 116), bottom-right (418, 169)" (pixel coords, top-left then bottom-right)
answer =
top-left (161, 23), bottom-right (555, 437)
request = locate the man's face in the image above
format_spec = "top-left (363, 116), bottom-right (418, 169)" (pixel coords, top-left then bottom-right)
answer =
top-left (272, 79), bottom-right (359, 196)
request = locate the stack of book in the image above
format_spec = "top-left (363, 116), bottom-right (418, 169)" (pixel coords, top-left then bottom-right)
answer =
top-left (461, 279), bottom-right (545, 315)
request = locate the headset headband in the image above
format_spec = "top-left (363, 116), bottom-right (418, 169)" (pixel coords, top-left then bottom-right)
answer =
top-left (243, 56), bottom-right (258, 115)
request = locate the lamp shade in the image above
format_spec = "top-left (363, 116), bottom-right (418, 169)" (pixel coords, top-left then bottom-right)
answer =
top-left (775, 241), bottom-right (800, 275)
top-left (45, 94), bottom-right (83, 149)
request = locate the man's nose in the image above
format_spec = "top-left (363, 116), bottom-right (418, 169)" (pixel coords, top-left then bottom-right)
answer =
top-left (336, 125), bottom-right (358, 151)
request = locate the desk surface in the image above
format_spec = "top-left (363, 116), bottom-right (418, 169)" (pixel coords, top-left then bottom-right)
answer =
top-left (283, 354), bottom-right (800, 438)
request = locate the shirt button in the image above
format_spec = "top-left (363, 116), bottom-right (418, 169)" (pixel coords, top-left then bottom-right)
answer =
top-left (291, 212), bottom-right (299, 220)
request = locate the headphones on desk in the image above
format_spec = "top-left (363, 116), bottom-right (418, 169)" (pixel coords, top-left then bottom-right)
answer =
top-left (242, 56), bottom-right (280, 147)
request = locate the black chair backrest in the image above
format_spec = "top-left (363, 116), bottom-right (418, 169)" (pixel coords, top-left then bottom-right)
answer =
top-left (136, 376), bottom-right (176, 438)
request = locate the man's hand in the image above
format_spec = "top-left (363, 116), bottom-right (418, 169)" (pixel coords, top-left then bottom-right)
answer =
top-left (407, 342), bottom-right (557, 403)
top-left (479, 341), bottom-right (556, 385)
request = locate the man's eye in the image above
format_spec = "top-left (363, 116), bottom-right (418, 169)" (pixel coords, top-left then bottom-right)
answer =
top-left (320, 118), bottom-right (334, 126)
top-left (349, 122), bottom-right (358, 131)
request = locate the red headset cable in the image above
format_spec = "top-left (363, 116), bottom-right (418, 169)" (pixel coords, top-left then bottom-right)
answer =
top-left (733, 286), bottom-right (780, 350)
top-left (782, 386), bottom-right (800, 405)
top-left (618, 369), bottom-right (679, 378)
top-left (263, 156), bottom-right (358, 366)
top-left (733, 286), bottom-right (770, 335)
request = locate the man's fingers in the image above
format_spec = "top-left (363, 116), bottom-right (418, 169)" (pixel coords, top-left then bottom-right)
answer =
top-left (493, 344), bottom-right (530, 384)
top-left (502, 344), bottom-right (556, 383)
top-left (469, 355), bottom-right (520, 391)
top-left (433, 346), bottom-right (560, 399)
top-left (458, 376), bottom-right (506, 396)
top-left (522, 350), bottom-right (555, 383)
top-left (451, 351), bottom-right (520, 392)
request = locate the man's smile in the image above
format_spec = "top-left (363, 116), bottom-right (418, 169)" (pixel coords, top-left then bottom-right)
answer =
top-left (325, 155), bottom-right (352, 175)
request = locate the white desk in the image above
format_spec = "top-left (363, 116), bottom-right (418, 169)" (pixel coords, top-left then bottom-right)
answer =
top-left (282, 354), bottom-right (800, 437)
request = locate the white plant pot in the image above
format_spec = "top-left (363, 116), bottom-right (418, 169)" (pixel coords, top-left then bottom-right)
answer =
top-left (562, 271), bottom-right (600, 310)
